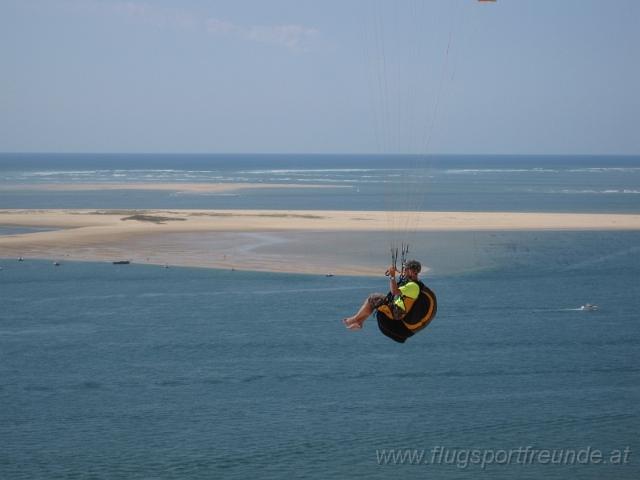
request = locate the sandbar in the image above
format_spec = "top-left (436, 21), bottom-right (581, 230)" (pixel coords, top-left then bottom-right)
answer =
top-left (1, 209), bottom-right (640, 275)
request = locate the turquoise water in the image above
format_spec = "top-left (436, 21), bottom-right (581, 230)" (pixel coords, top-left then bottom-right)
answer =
top-left (1, 154), bottom-right (640, 478)
top-left (1, 231), bottom-right (639, 479)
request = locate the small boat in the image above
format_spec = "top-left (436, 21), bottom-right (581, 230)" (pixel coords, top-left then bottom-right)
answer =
top-left (53, 261), bottom-right (60, 266)
top-left (579, 303), bottom-right (598, 311)
top-left (325, 273), bottom-right (334, 277)
top-left (112, 260), bottom-right (131, 265)
top-left (18, 257), bottom-right (24, 262)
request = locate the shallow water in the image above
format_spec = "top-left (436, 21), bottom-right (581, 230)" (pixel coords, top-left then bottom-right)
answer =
top-left (0, 226), bottom-right (59, 236)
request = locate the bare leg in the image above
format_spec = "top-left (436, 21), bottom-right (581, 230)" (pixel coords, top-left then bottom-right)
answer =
top-left (343, 299), bottom-right (374, 330)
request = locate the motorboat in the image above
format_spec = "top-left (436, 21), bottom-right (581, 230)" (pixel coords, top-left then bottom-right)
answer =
top-left (579, 303), bottom-right (598, 311)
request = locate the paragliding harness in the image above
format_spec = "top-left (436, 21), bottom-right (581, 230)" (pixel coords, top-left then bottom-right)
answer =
top-left (375, 245), bottom-right (438, 343)
top-left (376, 280), bottom-right (437, 332)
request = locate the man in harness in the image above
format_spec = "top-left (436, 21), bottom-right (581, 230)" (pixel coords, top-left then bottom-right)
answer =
top-left (343, 259), bottom-right (437, 343)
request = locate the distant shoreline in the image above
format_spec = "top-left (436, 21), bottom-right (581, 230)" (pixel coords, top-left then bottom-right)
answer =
top-left (2, 208), bottom-right (640, 275)
top-left (0, 182), bottom-right (343, 193)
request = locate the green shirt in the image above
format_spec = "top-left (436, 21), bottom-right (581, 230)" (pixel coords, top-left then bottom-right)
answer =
top-left (394, 281), bottom-right (420, 311)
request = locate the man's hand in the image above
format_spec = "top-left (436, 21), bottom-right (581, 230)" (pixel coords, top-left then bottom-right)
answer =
top-left (387, 265), bottom-right (401, 296)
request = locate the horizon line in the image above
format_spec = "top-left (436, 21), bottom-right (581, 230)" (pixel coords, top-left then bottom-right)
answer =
top-left (1, 152), bottom-right (639, 157)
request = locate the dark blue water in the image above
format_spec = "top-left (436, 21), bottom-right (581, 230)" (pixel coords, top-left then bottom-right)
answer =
top-left (2, 230), bottom-right (639, 479)
top-left (2, 153), bottom-right (640, 212)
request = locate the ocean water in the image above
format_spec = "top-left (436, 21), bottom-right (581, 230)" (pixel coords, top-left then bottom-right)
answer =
top-left (1, 233), bottom-right (639, 479)
top-left (1, 154), bottom-right (640, 478)
top-left (1, 153), bottom-right (640, 212)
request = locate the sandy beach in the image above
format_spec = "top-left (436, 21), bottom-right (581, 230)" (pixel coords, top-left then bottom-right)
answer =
top-left (2, 208), bottom-right (640, 275)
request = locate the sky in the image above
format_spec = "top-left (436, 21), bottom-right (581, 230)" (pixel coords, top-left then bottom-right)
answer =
top-left (1, 0), bottom-right (638, 155)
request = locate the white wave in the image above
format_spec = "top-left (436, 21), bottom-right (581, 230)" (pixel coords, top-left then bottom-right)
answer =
top-left (28, 170), bottom-right (105, 176)
top-left (445, 167), bottom-right (640, 175)
top-left (294, 178), bottom-right (356, 183)
top-left (445, 168), bottom-right (560, 174)
top-left (238, 168), bottom-right (383, 174)
top-left (112, 169), bottom-right (217, 173)
top-left (567, 167), bottom-right (640, 173)
top-left (171, 192), bottom-right (239, 197)
top-left (556, 189), bottom-right (640, 195)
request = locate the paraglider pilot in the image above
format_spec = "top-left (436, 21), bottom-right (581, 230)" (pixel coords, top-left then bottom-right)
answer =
top-left (343, 259), bottom-right (437, 343)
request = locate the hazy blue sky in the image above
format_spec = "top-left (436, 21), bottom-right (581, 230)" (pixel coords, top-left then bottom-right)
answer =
top-left (1, 0), bottom-right (638, 154)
